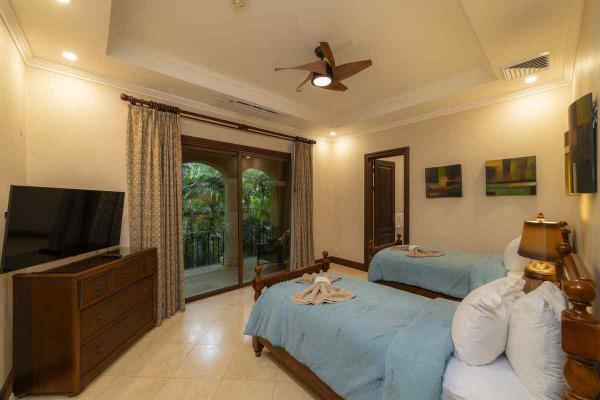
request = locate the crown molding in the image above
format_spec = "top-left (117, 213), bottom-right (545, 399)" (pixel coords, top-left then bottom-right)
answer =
top-left (0, 0), bottom-right (31, 59)
top-left (107, 39), bottom-right (327, 124)
top-left (333, 66), bottom-right (494, 127)
top-left (29, 58), bottom-right (307, 136)
top-left (335, 78), bottom-right (571, 141)
top-left (562, 0), bottom-right (584, 83)
top-left (1, 0), bottom-right (579, 144)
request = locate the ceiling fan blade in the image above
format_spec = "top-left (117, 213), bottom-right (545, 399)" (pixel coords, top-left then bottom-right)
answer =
top-left (334, 60), bottom-right (372, 81)
top-left (275, 61), bottom-right (327, 75)
top-left (296, 72), bottom-right (313, 92)
top-left (319, 42), bottom-right (336, 70)
top-left (321, 80), bottom-right (347, 91)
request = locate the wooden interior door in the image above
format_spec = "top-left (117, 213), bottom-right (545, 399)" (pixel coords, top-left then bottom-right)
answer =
top-left (373, 160), bottom-right (395, 246)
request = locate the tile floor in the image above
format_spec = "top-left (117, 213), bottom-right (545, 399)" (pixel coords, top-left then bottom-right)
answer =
top-left (15, 264), bottom-right (367, 400)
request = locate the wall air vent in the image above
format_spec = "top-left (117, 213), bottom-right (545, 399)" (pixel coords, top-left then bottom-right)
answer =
top-left (502, 52), bottom-right (551, 80)
top-left (225, 99), bottom-right (279, 117)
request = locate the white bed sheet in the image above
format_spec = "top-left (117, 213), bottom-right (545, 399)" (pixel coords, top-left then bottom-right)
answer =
top-left (442, 355), bottom-right (533, 400)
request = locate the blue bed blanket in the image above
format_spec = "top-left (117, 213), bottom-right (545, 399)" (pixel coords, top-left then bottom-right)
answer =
top-left (368, 248), bottom-right (507, 298)
top-left (244, 276), bottom-right (458, 400)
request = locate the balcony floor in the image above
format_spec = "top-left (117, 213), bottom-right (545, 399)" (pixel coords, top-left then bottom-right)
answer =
top-left (184, 256), bottom-right (289, 298)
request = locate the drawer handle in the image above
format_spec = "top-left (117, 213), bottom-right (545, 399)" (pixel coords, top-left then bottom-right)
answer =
top-left (142, 288), bottom-right (149, 294)
top-left (93, 285), bottom-right (102, 294)
top-left (95, 344), bottom-right (104, 354)
top-left (95, 313), bottom-right (103, 321)
top-left (142, 312), bottom-right (149, 320)
top-left (142, 264), bottom-right (148, 271)
top-left (121, 272), bottom-right (128, 279)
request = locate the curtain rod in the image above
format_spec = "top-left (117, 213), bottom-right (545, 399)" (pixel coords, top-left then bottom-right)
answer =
top-left (119, 93), bottom-right (316, 145)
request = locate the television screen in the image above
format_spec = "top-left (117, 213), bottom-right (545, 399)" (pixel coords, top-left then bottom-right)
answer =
top-left (1, 186), bottom-right (124, 273)
top-left (566, 93), bottom-right (597, 194)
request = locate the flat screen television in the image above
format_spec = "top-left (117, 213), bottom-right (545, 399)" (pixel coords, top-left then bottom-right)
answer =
top-left (565, 92), bottom-right (597, 194)
top-left (1, 186), bottom-right (125, 273)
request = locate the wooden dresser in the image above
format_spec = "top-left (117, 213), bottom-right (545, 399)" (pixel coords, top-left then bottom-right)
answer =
top-left (12, 248), bottom-right (157, 397)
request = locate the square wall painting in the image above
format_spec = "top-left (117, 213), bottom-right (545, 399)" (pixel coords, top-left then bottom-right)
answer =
top-left (425, 164), bottom-right (462, 198)
top-left (485, 156), bottom-right (537, 196)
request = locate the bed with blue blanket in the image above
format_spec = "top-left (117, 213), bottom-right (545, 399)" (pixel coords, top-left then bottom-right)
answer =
top-left (245, 265), bottom-right (458, 400)
top-left (368, 247), bottom-right (507, 299)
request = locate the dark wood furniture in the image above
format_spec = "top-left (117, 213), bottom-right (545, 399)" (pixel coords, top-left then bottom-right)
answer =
top-left (12, 248), bottom-right (157, 397)
top-left (251, 246), bottom-right (600, 400)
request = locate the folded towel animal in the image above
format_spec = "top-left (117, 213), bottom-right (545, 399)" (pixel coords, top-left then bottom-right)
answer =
top-left (292, 273), bottom-right (355, 305)
top-left (295, 272), bottom-right (340, 285)
top-left (391, 244), bottom-right (444, 258)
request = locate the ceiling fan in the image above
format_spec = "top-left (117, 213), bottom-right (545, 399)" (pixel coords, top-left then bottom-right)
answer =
top-left (275, 42), bottom-right (372, 92)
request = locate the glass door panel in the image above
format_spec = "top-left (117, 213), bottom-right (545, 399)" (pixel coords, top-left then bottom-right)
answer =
top-left (241, 155), bottom-right (291, 282)
top-left (182, 147), bottom-right (239, 298)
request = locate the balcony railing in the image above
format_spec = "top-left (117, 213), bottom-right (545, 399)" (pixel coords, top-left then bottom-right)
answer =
top-left (183, 225), bottom-right (282, 271)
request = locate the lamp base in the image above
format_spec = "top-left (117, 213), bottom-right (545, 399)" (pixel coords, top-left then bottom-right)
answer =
top-left (523, 261), bottom-right (558, 293)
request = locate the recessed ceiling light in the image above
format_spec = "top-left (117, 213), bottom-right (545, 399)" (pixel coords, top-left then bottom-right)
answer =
top-left (525, 75), bottom-right (538, 84)
top-left (56, 0), bottom-right (72, 4)
top-left (330, 131), bottom-right (336, 136)
top-left (62, 51), bottom-right (77, 61)
top-left (230, 0), bottom-right (246, 6)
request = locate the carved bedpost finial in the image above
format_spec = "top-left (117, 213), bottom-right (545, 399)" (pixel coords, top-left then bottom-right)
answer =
top-left (322, 251), bottom-right (330, 272)
top-left (396, 234), bottom-right (403, 245)
top-left (252, 265), bottom-right (264, 302)
top-left (559, 221), bottom-right (571, 244)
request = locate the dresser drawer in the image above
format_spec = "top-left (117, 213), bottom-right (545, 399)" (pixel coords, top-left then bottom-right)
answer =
top-left (111, 263), bottom-right (136, 293)
top-left (81, 301), bottom-right (153, 375)
top-left (80, 273), bottom-right (110, 308)
top-left (81, 276), bottom-right (153, 342)
top-left (136, 256), bottom-right (155, 280)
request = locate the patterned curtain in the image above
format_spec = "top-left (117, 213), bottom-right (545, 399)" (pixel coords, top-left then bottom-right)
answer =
top-left (292, 141), bottom-right (315, 269)
top-left (126, 104), bottom-right (185, 325)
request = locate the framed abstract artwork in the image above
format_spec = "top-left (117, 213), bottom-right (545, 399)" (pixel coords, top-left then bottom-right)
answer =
top-left (425, 164), bottom-right (462, 198)
top-left (485, 156), bottom-right (537, 196)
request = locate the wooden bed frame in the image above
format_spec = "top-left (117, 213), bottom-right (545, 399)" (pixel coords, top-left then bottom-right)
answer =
top-left (366, 234), bottom-right (462, 300)
top-left (251, 246), bottom-right (600, 400)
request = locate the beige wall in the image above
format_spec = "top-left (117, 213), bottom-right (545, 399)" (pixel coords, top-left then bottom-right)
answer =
top-left (327, 86), bottom-right (574, 263)
top-left (570, 0), bottom-right (600, 313)
top-left (0, 17), bottom-right (27, 388)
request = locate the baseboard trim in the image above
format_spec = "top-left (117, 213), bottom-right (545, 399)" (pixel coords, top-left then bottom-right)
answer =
top-left (0, 370), bottom-right (12, 400)
top-left (328, 256), bottom-right (367, 272)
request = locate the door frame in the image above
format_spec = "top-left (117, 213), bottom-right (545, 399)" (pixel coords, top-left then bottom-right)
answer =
top-left (364, 147), bottom-right (410, 267)
top-left (181, 135), bottom-right (291, 302)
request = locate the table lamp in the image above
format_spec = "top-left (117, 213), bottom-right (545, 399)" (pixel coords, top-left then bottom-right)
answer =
top-left (518, 213), bottom-right (565, 289)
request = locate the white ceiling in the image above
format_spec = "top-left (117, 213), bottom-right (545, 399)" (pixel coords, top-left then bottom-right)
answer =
top-left (3, 0), bottom-right (584, 139)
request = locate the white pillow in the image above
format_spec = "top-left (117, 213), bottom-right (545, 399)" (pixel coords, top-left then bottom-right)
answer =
top-left (506, 282), bottom-right (566, 400)
top-left (503, 236), bottom-right (532, 272)
top-left (452, 277), bottom-right (525, 366)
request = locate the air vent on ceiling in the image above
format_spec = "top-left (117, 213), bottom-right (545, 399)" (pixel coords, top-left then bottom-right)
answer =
top-left (225, 99), bottom-right (279, 116)
top-left (502, 52), bottom-right (551, 80)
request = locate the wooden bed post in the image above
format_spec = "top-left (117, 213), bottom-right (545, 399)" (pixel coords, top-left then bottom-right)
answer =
top-left (558, 242), bottom-right (600, 400)
top-left (252, 265), bottom-right (265, 303)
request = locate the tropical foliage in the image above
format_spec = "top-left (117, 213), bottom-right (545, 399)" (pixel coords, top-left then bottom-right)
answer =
top-left (181, 163), bottom-right (274, 236)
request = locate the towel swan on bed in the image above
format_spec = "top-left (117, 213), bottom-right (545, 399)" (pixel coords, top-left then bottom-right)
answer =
top-left (291, 273), bottom-right (355, 304)
top-left (391, 244), bottom-right (445, 257)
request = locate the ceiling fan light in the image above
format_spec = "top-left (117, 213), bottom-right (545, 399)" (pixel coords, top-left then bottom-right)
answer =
top-left (312, 75), bottom-right (332, 87)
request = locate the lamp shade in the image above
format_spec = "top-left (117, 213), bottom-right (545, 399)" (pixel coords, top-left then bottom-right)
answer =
top-left (517, 216), bottom-right (564, 261)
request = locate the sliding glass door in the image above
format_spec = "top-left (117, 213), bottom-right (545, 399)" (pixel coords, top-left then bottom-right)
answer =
top-left (241, 154), bottom-right (291, 282)
top-left (182, 147), bottom-right (239, 299)
top-left (181, 137), bottom-right (291, 300)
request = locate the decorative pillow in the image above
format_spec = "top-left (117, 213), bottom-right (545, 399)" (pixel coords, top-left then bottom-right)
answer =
top-left (452, 277), bottom-right (525, 366)
top-left (503, 236), bottom-right (532, 272)
top-left (506, 282), bottom-right (566, 400)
